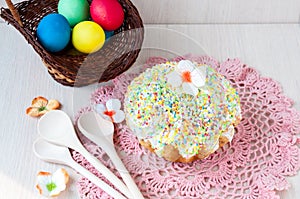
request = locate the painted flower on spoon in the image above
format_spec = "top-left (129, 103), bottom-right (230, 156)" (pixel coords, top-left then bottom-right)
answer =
top-left (95, 99), bottom-right (125, 123)
top-left (26, 96), bottom-right (60, 117)
top-left (166, 60), bottom-right (207, 96)
top-left (36, 168), bottom-right (69, 197)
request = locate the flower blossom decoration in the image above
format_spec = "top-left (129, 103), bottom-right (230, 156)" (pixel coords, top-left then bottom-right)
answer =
top-left (26, 96), bottom-right (60, 117)
top-left (95, 99), bottom-right (125, 123)
top-left (166, 60), bottom-right (206, 96)
top-left (36, 168), bottom-right (69, 197)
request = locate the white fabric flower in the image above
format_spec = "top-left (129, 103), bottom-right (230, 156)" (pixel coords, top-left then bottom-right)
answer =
top-left (166, 60), bottom-right (206, 96)
top-left (36, 168), bottom-right (69, 197)
top-left (95, 99), bottom-right (125, 123)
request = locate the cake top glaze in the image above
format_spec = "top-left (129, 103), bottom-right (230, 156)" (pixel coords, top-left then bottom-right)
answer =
top-left (124, 60), bottom-right (242, 158)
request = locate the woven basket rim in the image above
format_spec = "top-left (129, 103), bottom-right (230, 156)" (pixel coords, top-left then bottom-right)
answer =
top-left (0, 0), bottom-right (144, 87)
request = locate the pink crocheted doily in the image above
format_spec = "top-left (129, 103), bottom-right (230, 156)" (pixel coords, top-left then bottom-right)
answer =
top-left (72, 55), bottom-right (300, 199)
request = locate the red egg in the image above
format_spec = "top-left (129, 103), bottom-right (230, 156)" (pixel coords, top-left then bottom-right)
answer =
top-left (90, 0), bottom-right (124, 31)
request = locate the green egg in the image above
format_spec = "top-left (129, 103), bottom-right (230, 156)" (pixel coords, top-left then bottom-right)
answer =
top-left (58, 0), bottom-right (90, 27)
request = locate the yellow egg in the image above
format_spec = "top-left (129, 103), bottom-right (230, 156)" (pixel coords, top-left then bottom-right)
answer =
top-left (72, 21), bottom-right (105, 54)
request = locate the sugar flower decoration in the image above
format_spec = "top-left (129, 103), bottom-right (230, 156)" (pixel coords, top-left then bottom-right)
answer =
top-left (95, 99), bottom-right (125, 123)
top-left (26, 96), bottom-right (60, 117)
top-left (166, 60), bottom-right (206, 96)
top-left (36, 168), bottom-right (69, 197)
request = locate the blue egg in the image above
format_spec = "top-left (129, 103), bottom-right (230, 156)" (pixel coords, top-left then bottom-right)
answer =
top-left (104, 30), bottom-right (114, 40)
top-left (37, 13), bottom-right (71, 52)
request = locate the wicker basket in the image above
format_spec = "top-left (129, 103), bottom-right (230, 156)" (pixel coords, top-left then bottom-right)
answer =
top-left (1, 0), bottom-right (144, 87)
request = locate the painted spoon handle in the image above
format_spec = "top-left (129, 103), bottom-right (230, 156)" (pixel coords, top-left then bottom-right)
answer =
top-left (70, 159), bottom-right (127, 199)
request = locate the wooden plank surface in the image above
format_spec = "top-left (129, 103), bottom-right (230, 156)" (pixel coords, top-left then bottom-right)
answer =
top-left (131, 0), bottom-right (300, 24)
top-left (0, 24), bottom-right (82, 199)
top-left (0, 22), bottom-right (300, 198)
top-left (1, 0), bottom-right (300, 24)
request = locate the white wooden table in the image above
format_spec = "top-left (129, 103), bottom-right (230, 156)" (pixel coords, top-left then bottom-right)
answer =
top-left (0, 1), bottom-right (300, 198)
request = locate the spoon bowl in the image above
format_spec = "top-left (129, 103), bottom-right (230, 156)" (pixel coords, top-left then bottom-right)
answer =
top-left (78, 111), bottom-right (145, 199)
top-left (79, 110), bottom-right (114, 137)
top-left (33, 138), bottom-right (127, 199)
top-left (37, 110), bottom-right (132, 198)
top-left (33, 137), bottom-right (72, 165)
top-left (38, 109), bottom-right (81, 148)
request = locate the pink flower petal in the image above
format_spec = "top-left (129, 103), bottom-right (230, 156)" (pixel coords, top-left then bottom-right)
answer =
top-left (106, 99), bottom-right (121, 111)
top-left (95, 104), bottom-right (106, 114)
top-left (36, 172), bottom-right (52, 196)
top-left (177, 60), bottom-right (195, 72)
top-left (166, 71), bottom-right (182, 87)
top-left (191, 67), bottom-right (206, 87)
top-left (52, 168), bottom-right (69, 188)
top-left (36, 169), bottom-right (69, 197)
top-left (112, 110), bottom-right (125, 123)
top-left (182, 82), bottom-right (199, 96)
top-left (95, 104), bottom-right (111, 121)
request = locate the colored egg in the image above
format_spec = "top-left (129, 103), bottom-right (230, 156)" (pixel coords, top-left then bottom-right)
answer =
top-left (36, 13), bottom-right (71, 53)
top-left (72, 21), bottom-right (105, 54)
top-left (90, 0), bottom-right (124, 31)
top-left (58, 0), bottom-right (90, 27)
top-left (104, 30), bottom-right (114, 40)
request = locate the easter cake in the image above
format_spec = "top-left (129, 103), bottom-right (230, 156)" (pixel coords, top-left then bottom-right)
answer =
top-left (124, 60), bottom-right (242, 163)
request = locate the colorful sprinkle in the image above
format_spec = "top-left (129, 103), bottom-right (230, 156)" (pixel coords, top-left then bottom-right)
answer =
top-left (124, 61), bottom-right (242, 159)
